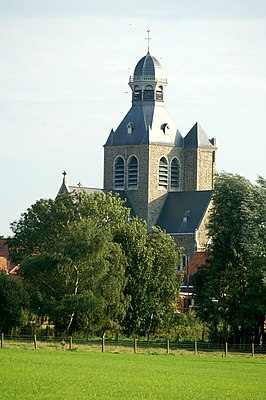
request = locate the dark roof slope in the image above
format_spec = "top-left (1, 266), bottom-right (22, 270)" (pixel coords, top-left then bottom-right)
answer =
top-left (184, 122), bottom-right (214, 149)
top-left (156, 190), bottom-right (212, 234)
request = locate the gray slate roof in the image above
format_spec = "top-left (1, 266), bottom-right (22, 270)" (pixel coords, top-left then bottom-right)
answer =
top-left (104, 104), bottom-right (184, 147)
top-left (156, 190), bottom-right (212, 234)
top-left (184, 122), bottom-right (214, 149)
top-left (133, 53), bottom-right (166, 81)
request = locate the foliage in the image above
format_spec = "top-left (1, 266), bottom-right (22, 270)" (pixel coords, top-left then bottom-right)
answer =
top-left (0, 272), bottom-right (29, 334)
top-left (9, 191), bottom-right (181, 337)
top-left (174, 311), bottom-right (208, 341)
top-left (194, 173), bottom-right (266, 343)
top-left (9, 192), bottom-right (130, 335)
top-left (114, 220), bottom-right (182, 336)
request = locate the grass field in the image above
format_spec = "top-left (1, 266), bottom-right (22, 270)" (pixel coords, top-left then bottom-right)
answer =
top-left (0, 348), bottom-right (265, 399)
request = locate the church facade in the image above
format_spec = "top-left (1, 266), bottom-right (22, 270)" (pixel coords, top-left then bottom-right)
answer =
top-left (59, 51), bottom-right (217, 278)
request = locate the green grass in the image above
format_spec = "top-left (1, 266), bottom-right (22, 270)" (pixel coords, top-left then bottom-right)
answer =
top-left (0, 349), bottom-right (265, 399)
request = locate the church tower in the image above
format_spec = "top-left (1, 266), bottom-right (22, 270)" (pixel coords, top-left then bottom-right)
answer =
top-left (104, 50), bottom-right (216, 229)
top-left (104, 52), bottom-right (185, 227)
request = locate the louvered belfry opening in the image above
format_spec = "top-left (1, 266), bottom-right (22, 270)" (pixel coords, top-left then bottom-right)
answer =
top-left (114, 157), bottom-right (125, 189)
top-left (171, 158), bottom-right (180, 189)
top-left (128, 156), bottom-right (138, 188)
top-left (159, 157), bottom-right (168, 188)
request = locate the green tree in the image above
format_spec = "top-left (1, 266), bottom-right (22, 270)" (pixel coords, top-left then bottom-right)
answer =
top-left (0, 272), bottom-right (29, 334)
top-left (194, 173), bottom-right (266, 343)
top-left (9, 191), bottom-right (130, 264)
top-left (115, 219), bottom-right (181, 336)
top-left (9, 192), bottom-right (129, 335)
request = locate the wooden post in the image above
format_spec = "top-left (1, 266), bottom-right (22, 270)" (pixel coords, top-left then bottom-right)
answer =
top-left (102, 334), bottom-right (105, 353)
top-left (166, 339), bottom-right (170, 354)
top-left (69, 336), bottom-right (73, 351)
top-left (225, 342), bottom-right (228, 357)
top-left (1, 333), bottom-right (3, 348)
top-left (194, 340), bottom-right (198, 355)
top-left (134, 338), bottom-right (137, 354)
top-left (33, 334), bottom-right (37, 350)
top-left (251, 342), bottom-right (255, 358)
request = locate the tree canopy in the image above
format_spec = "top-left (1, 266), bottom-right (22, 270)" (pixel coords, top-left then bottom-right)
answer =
top-left (8, 191), bottom-right (181, 337)
top-left (194, 173), bottom-right (266, 343)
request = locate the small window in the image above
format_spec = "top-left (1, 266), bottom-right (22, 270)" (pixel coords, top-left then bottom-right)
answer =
top-left (143, 90), bottom-right (154, 101)
top-left (170, 158), bottom-right (180, 189)
top-left (158, 157), bottom-right (168, 188)
top-left (114, 157), bottom-right (125, 189)
top-left (127, 122), bottom-right (134, 134)
top-left (177, 254), bottom-right (187, 272)
top-left (133, 90), bottom-right (141, 101)
top-left (128, 156), bottom-right (138, 188)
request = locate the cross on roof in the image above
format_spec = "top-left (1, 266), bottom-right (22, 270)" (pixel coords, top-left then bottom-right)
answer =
top-left (62, 170), bottom-right (67, 183)
top-left (145, 29), bottom-right (152, 54)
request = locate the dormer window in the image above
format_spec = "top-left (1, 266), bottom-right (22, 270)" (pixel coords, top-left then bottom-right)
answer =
top-left (161, 123), bottom-right (169, 134)
top-left (182, 210), bottom-right (191, 222)
top-left (127, 122), bottom-right (134, 134)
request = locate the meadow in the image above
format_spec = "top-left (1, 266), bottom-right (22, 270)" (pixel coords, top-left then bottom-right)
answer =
top-left (0, 348), bottom-right (265, 399)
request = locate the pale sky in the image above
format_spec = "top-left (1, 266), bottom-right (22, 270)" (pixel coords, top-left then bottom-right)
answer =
top-left (1, 0), bottom-right (266, 237)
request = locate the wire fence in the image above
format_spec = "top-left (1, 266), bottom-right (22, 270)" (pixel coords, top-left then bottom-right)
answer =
top-left (1, 333), bottom-right (265, 357)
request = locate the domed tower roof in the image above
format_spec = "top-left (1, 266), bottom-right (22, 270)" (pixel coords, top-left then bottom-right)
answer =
top-left (133, 53), bottom-right (166, 82)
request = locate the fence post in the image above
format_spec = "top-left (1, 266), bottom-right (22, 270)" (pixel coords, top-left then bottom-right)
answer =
top-left (33, 334), bottom-right (37, 350)
top-left (166, 339), bottom-right (170, 354)
top-left (194, 340), bottom-right (198, 355)
top-left (225, 342), bottom-right (228, 357)
top-left (69, 336), bottom-right (73, 351)
top-left (134, 338), bottom-right (137, 354)
top-left (1, 333), bottom-right (3, 348)
top-left (251, 342), bottom-right (255, 358)
top-left (102, 334), bottom-right (105, 353)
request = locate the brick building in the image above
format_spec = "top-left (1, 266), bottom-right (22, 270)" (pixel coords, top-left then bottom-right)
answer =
top-left (0, 239), bottom-right (17, 274)
top-left (59, 50), bottom-right (216, 299)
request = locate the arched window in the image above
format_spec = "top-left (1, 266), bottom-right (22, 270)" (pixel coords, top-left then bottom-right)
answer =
top-left (132, 85), bottom-right (141, 101)
top-left (114, 157), bottom-right (125, 189)
top-left (158, 157), bottom-right (168, 188)
top-left (177, 254), bottom-right (187, 272)
top-left (170, 158), bottom-right (180, 189)
top-left (128, 156), bottom-right (138, 188)
top-left (143, 85), bottom-right (154, 101)
top-left (156, 85), bottom-right (163, 101)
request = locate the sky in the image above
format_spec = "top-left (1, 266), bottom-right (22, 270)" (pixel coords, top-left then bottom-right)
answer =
top-left (1, 0), bottom-right (266, 237)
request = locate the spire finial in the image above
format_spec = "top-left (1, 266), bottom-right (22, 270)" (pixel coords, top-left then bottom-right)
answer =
top-left (145, 29), bottom-right (152, 54)
top-left (62, 170), bottom-right (67, 184)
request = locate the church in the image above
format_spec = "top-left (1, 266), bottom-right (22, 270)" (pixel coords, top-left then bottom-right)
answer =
top-left (59, 47), bottom-right (217, 299)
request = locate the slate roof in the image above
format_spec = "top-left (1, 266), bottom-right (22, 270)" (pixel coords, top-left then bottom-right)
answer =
top-left (104, 104), bottom-right (184, 147)
top-left (156, 190), bottom-right (212, 234)
top-left (184, 122), bottom-right (214, 149)
top-left (133, 53), bottom-right (166, 81)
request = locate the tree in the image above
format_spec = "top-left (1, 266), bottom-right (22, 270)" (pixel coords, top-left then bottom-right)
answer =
top-left (114, 219), bottom-right (182, 336)
top-left (9, 192), bottom-right (129, 335)
top-left (194, 173), bottom-right (266, 343)
top-left (9, 191), bottom-right (182, 337)
top-left (0, 272), bottom-right (29, 334)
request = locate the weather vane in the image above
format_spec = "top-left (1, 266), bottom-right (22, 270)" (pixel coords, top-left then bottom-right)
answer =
top-left (145, 29), bottom-right (152, 54)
